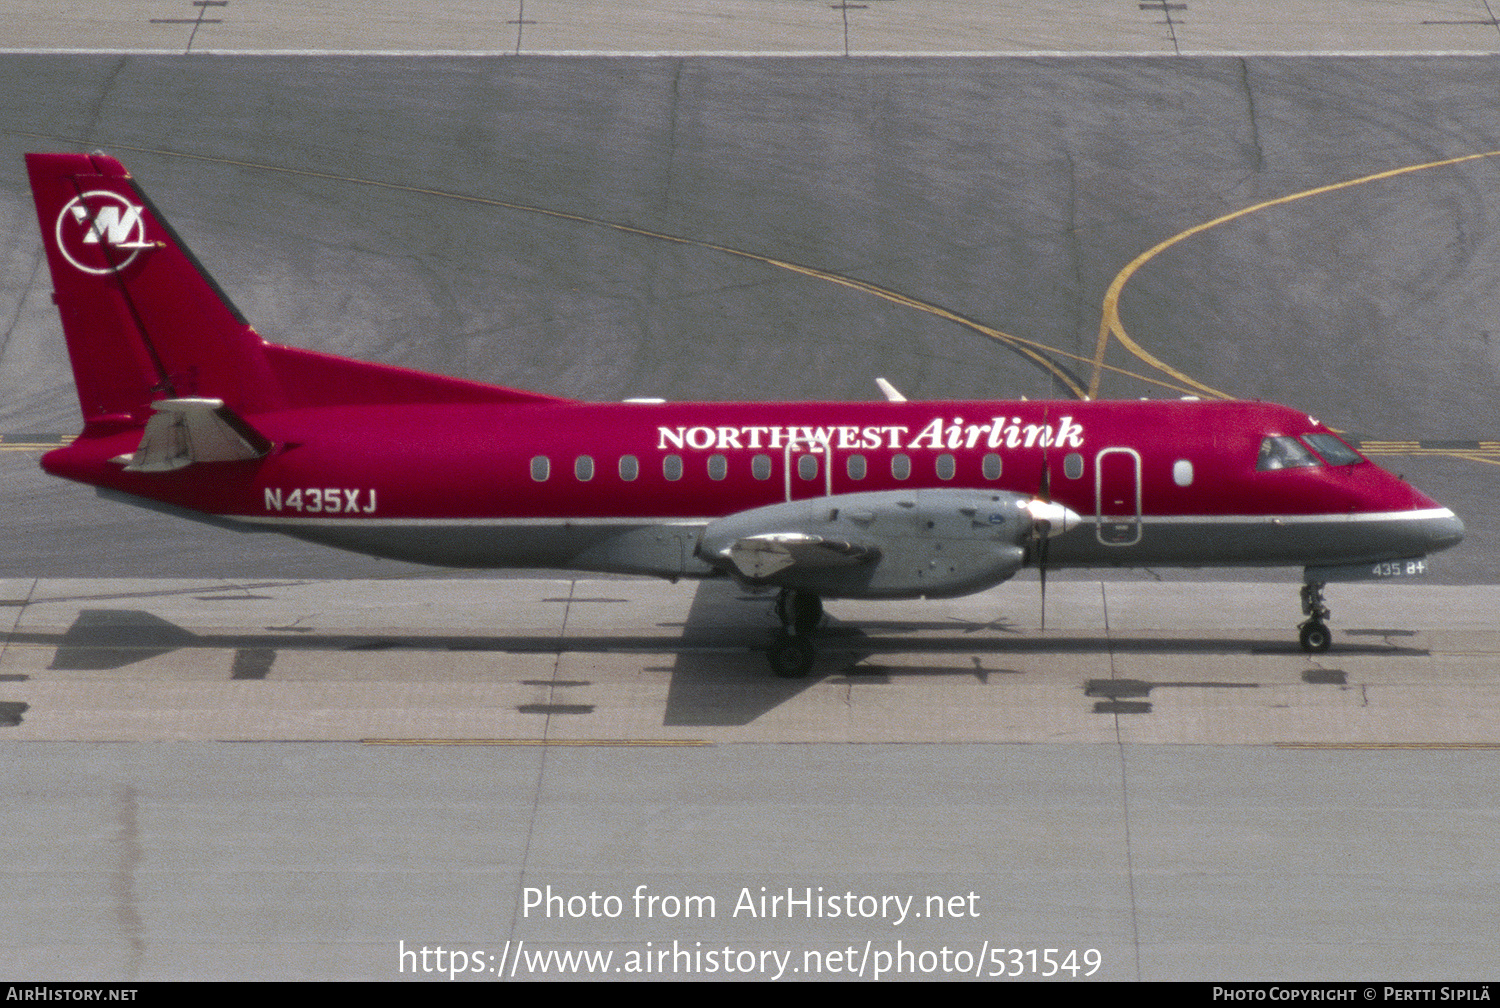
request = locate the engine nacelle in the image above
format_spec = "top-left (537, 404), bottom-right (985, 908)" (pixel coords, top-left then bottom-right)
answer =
top-left (696, 488), bottom-right (1052, 599)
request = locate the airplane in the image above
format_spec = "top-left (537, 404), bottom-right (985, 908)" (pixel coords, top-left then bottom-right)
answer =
top-left (22, 151), bottom-right (1465, 676)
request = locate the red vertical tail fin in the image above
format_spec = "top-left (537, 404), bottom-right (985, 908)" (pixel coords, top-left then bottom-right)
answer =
top-left (25, 152), bottom-right (284, 435)
top-left (27, 151), bottom-right (575, 428)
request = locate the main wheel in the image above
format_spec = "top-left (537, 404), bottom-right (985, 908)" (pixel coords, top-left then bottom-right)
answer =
top-left (791, 591), bottom-right (823, 635)
top-left (767, 634), bottom-right (816, 678)
top-left (775, 590), bottom-right (824, 635)
top-left (1298, 620), bottom-right (1332, 653)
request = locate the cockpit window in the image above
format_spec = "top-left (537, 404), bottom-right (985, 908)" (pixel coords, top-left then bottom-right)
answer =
top-left (1256, 436), bottom-right (1320, 471)
top-left (1301, 433), bottom-right (1363, 467)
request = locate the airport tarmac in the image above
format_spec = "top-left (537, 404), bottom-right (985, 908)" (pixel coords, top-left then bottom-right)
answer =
top-left (0, 576), bottom-right (1495, 744)
top-left (8, 1), bottom-right (1500, 56)
top-left (2, 8), bottom-right (1500, 983)
top-left (1, 575), bottom-right (1497, 981)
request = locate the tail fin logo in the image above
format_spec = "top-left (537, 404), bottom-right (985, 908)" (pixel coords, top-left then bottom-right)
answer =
top-left (54, 191), bottom-right (153, 275)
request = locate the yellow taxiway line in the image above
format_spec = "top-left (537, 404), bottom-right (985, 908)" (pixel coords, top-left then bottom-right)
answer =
top-left (1089, 149), bottom-right (1500, 400)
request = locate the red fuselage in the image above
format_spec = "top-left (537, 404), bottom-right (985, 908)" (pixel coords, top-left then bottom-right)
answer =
top-left (42, 395), bottom-right (1460, 575)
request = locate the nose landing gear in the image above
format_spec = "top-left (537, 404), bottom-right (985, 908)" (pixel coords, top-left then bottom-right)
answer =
top-left (767, 589), bottom-right (823, 677)
top-left (1298, 581), bottom-right (1332, 652)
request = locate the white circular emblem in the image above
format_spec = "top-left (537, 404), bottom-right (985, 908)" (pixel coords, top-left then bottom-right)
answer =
top-left (54, 190), bottom-right (151, 275)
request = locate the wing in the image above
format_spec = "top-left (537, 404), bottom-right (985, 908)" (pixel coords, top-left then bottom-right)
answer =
top-left (697, 488), bottom-right (1078, 600)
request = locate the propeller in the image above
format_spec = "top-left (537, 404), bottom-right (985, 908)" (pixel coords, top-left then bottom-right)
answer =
top-left (1030, 460), bottom-right (1053, 629)
top-left (1024, 471), bottom-right (1082, 630)
top-left (1023, 410), bottom-right (1080, 631)
top-left (1035, 409), bottom-right (1053, 630)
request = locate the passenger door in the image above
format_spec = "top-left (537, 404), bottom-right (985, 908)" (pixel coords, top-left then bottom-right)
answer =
top-left (1095, 447), bottom-right (1142, 545)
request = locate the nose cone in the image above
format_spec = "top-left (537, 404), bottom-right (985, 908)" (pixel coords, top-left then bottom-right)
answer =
top-left (1026, 498), bottom-right (1081, 538)
top-left (1422, 509), bottom-right (1465, 553)
top-left (1399, 481), bottom-right (1464, 553)
top-left (1353, 466), bottom-right (1465, 557)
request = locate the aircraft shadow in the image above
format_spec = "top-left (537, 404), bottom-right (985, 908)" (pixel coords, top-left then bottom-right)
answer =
top-left (24, 603), bottom-right (1428, 728)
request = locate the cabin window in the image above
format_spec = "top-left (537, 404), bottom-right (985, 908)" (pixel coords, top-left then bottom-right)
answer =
top-left (982, 453), bottom-right (1002, 479)
top-left (663, 454), bottom-right (683, 480)
top-left (752, 454), bottom-right (772, 480)
top-left (891, 453), bottom-right (911, 479)
top-left (618, 455), bottom-right (639, 481)
top-left (1301, 433), bottom-right (1362, 467)
top-left (574, 455), bottom-right (594, 481)
top-left (1063, 452), bottom-right (1084, 479)
top-left (936, 453), bottom-right (956, 480)
top-left (707, 454), bottom-right (728, 480)
top-left (797, 454), bottom-right (819, 480)
top-left (1173, 459), bottom-right (1193, 487)
top-left (846, 454), bottom-right (867, 480)
top-left (529, 456), bottom-right (550, 481)
top-left (1256, 436), bottom-right (1320, 471)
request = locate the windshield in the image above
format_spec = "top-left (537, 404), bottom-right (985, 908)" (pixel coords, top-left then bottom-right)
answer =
top-left (1256, 435), bottom-right (1320, 471)
top-left (1301, 433), bottom-right (1363, 466)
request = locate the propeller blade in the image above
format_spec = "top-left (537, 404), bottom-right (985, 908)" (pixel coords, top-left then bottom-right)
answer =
top-left (1038, 533), bottom-right (1049, 630)
top-left (1025, 502), bottom-right (1079, 629)
top-left (1037, 408), bottom-right (1050, 628)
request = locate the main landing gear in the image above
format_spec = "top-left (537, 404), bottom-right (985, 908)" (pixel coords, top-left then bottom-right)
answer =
top-left (1298, 581), bottom-right (1332, 653)
top-left (767, 589), bottom-right (823, 677)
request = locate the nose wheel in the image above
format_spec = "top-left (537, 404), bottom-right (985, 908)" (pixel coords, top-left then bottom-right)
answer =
top-left (1297, 581), bottom-right (1332, 653)
top-left (767, 590), bottom-right (823, 677)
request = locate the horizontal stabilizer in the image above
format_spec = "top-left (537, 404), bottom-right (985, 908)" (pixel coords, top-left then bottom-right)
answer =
top-left (721, 532), bottom-right (878, 579)
top-left (114, 398), bottom-right (272, 472)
